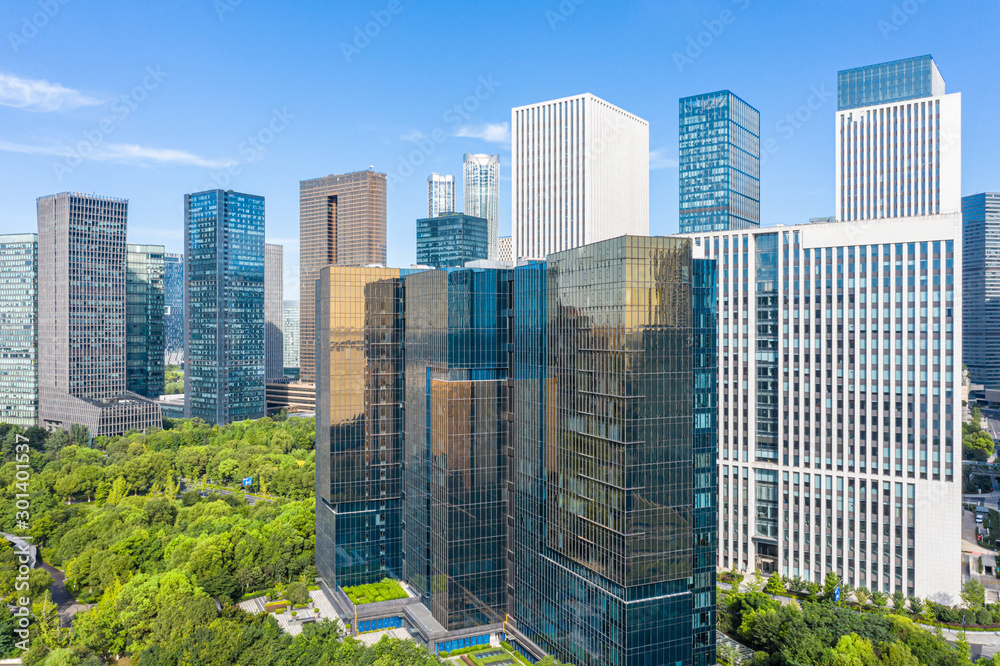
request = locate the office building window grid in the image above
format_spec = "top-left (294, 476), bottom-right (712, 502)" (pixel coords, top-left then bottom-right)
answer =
top-left (0, 234), bottom-right (38, 427)
top-left (690, 223), bottom-right (958, 599)
top-left (679, 91), bottom-right (761, 234)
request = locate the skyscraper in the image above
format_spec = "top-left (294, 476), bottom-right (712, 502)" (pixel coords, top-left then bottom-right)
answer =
top-left (315, 236), bottom-right (713, 663)
top-left (37, 193), bottom-right (161, 435)
top-left (0, 234), bottom-right (37, 427)
top-left (403, 266), bottom-right (509, 631)
top-left (164, 253), bottom-right (184, 366)
top-left (836, 55), bottom-right (961, 221)
top-left (415, 212), bottom-right (489, 269)
top-left (679, 90), bottom-right (760, 233)
top-left (427, 173), bottom-right (455, 217)
top-left (315, 266), bottom-right (406, 590)
top-left (462, 154), bottom-right (500, 259)
top-left (184, 190), bottom-right (265, 425)
top-left (511, 236), bottom-right (712, 666)
top-left (963, 193), bottom-right (1000, 389)
top-left (512, 93), bottom-right (648, 260)
top-left (678, 217), bottom-right (962, 602)
top-left (126, 244), bottom-right (165, 399)
top-left (283, 300), bottom-right (299, 372)
top-left (265, 243), bottom-right (284, 381)
top-left (299, 169), bottom-right (387, 383)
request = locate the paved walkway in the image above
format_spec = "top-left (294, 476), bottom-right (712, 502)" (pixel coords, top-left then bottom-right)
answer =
top-left (236, 590), bottom-right (347, 637)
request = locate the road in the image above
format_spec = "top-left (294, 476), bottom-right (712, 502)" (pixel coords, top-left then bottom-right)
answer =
top-left (178, 478), bottom-right (274, 506)
top-left (40, 561), bottom-right (92, 627)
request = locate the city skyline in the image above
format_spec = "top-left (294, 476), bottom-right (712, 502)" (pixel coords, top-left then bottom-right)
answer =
top-left (1, 2), bottom-right (998, 292)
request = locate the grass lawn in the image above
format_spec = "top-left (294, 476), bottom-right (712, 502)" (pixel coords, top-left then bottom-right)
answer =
top-left (342, 578), bottom-right (407, 605)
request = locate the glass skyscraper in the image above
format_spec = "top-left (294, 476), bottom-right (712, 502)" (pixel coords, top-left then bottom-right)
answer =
top-left (265, 243), bottom-right (284, 380)
top-left (963, 193), bottom-right (1000, 389)
top-left (164, 253), bottom-right (184, 366)
top-left (679, 90), bottom-right (760, 234)
top-left (315, 235), bottom-right (715, 664)
top-left (511, 236), bottom-right (713, 666)
top-left (427, 173), bottom-right (456, 217)
top-left (126, 244), bottom-right (165, 399)
top-left (183, 190), bottom-right (265, 425)
top-left (315, 267), bottom-right (406, 590)
top-left (403, 266), bottom-right (510, 630)
top-left (463, 154), bottom-right (500, 260)
top-left (415, 213), bottom-right (489, 269)
top-left (0, 234), bottom-right (37, 427)
top-left (837, 54), bottom-right (945, 111)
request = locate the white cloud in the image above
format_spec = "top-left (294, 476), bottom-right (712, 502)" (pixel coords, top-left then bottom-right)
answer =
top-left (400, 129), bottom-right (426, 142)
top-left (453, 122), bottom-right (510, 144)
top-left (649, 147), bottom-right (678, 170)
top-left (0, 72), bottom-right (104, 112)
top-left (0, 139), bottom-right (235, 168)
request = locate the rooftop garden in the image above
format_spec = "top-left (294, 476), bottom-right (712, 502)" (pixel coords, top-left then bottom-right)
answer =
top-left (343, 578), bottom-right (408, 605)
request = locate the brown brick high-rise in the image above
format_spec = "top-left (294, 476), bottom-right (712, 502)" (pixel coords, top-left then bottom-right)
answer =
top-left (299, 170), bottom-right (386, 382)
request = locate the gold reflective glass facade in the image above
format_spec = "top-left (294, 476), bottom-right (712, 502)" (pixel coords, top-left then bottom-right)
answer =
top-left (316, 266), bottom-right (404, 588)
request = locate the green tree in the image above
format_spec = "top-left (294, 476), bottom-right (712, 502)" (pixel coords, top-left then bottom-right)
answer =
top-left (764, 572), bottom-right (786, 595)
top-left (891, 590), bottom-right (906, 614)
top-left (824, 571), bottom-right (843, 602)
top-left (962, 579), bottom-right (986, 612)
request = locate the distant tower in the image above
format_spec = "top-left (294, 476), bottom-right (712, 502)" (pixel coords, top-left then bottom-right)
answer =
top-left (163, 253), bottom-right (184, 365)
top-left (37, 192), bottom-right (161, 435)
top-left (463, 153), bottom-right (500, 260)
top-left (0, 233), bottom-right (37, 427)
top-left (184, 189), bottom-right (266, 425)
top-left (836, 54), bottom-right (961, 221)
top-left (678, 90), bottom-right (760, 233)
top-left (427, 173), bottom-right (456, 217)
top-left (512, 93), bottom-right (648, 259)
top-left (126, 244), bottom-right (165, 398)
top-left (299, 170), bottom-right (387, 383)
top-left (265, 243), bottom-right (284, 381)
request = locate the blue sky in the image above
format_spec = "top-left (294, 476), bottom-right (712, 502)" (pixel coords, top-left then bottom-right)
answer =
top-left (1, 0), bottom-right (997, 296)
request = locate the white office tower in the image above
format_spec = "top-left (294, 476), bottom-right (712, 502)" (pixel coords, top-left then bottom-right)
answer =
top-left (462, 154), bottom-right (500, 259)
top-left (512, 93), bottom-right (648, 260)
top-left (681, 216), bottom-right (962, 603)
top-left (836, 55), bottom-right (961, 222)
top-left (427, 173), bottom-right (455, 217)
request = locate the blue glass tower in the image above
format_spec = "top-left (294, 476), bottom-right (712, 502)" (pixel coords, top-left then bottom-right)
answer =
top-left (416, 213), bottom-right (489, 269)
top-left (403, 266), bottom-right (510, 630)
top-left (838, 54), bottom-right (944, 111)
top-left (183, 190), bottom-right (265, 425)
top-left (679, 90), bottom-right (760, 234)
top-left (164, 253), bottom-right (184, 366)
top-left (0, 234), bottom-right (37, 427)
top-left (963, 193), bottom-right (1000, 389)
